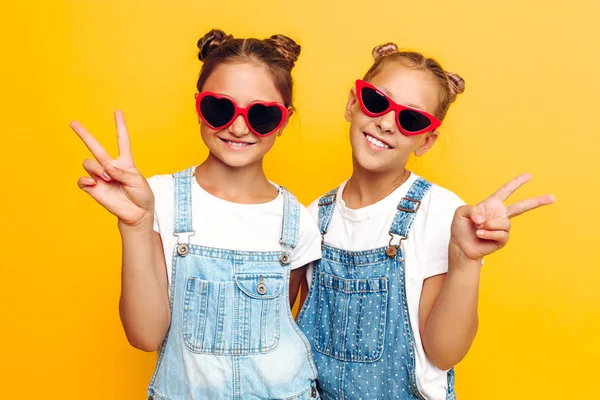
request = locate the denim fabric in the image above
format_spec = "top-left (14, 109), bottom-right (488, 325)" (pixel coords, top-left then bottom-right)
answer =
top-left (297, 178), bottom-right (456, 400)
top-left (148, 167), bottom-right (319, 400)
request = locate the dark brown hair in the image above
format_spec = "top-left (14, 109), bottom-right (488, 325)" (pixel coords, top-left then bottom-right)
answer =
top-left (196, 29), bottom-right (301, 108)
top-left (365, 43), bottom-right (465, 122)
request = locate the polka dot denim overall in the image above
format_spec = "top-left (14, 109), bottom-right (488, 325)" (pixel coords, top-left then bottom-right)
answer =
top-left (297, 178), bottom-right (455, 400)
top-left (148, 168), bottom-right (319, 400)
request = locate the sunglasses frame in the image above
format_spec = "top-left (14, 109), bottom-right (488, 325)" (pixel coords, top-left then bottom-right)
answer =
top-left (195, 91), bottom-right (289, 137)
top-left (355, 79), bottom-right (441, 136)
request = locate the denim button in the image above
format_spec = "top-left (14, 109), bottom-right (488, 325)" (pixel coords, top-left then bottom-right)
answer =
top-left (280, 253), bottom-right (290, 265)
top-left (177, 244), bottom-right (189, 257)
top-left (257, 282), bottom-right (268, 295)
top-left (385, 246), bottom-right (396, 258)
top-left (311, 387), bottom-right (317, 397)
top-left (257, 275), bottom-right (268, 295)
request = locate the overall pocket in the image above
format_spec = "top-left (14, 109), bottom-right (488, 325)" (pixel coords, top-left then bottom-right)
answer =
top-left (314, 272), bottom-right (388, 362)
top-left (182, 273), bottom-right (284, 355)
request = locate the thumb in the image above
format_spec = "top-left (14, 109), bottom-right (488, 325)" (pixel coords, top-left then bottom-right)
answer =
top-left (456, 204), bottom-right (485, 225)
top-left (470, 204), bottom-right (486, 226)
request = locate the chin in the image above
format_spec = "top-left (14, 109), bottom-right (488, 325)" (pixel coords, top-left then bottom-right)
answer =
top-left (352, 150), bottom-right (393, 173)
top-left (207, 148), bottom-right (256, 168)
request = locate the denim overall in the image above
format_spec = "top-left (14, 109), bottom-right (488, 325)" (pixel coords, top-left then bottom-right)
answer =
top-left (148, 167), bottom-right (319, 400)
top-left (297, 178), bottom-right (455, 400)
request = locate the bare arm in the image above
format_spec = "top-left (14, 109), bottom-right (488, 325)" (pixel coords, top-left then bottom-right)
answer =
top-left (419, 174), bottom-right (554, 370)
top-left (419, 254), bottom-right (481, 370)
top-left (72, 110), bottom-right (171, 352)
top-left (289, 264), bottom-right (308, 309)
top-left (119, 225), bottom-right (170, 351)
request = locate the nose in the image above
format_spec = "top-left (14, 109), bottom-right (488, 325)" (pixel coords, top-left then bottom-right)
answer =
top-left (375, 111), bottom-right (397, 135)
top-left (228, 114), bottom-right (251, 138)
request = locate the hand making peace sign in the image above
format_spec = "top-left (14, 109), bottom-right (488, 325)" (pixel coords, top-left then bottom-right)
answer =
top-left (71, 110), bottom-right (154, 228)
top-left (450, 173), bottom-right (555, 263)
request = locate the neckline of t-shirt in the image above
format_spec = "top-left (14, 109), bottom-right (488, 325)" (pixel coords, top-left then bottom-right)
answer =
top-left (336, 172), bottom-right (420, 222)
top-left (189, 168), bottom-right (283, 208)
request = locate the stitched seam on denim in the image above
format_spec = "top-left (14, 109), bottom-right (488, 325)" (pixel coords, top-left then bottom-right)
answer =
top-left (284, 265), bottom-right (319, 378)
top-left (235, 274), bottom-right (284, 299)
top-left (280, 188), bottom-right (301, 249)
top-left (233, 355), bottom-right (241, 400)
top-left (173, 167), bottom-right (193, 234)
top-left (338, 362), bottom-right (345, 400)
top-left (181, 302), bottom-right (281, 354)
top-left (320, 244), bottom-right (405, 266)
top-left (389, 178), bottom-right (432, 239)
top-left (397, 255), bottom-right (427, 400)
top-left (314, 271), bottom-right (387, 363)
top-left (214, 282), bottom-right (226, 352)
top-left (147, 389), bottom-right (172, 400)
top-left (179, 245), bottom-right (287, 262)
top-left (147, 248), bottom-right (180, 389)
top-left (318, 189), bottom-right (338, 237)
top-left (319, 272), bottom-right (388, 294)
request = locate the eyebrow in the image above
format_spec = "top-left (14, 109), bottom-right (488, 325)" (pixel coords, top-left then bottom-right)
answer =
top-left (376, 85), bottom-right (425, 111)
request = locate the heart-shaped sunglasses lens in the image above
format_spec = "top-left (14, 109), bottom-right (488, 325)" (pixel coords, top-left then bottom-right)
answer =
top-left (247, 104), bottom-right (284, 136)
top-left (199, 95), bottom-right (236, 128)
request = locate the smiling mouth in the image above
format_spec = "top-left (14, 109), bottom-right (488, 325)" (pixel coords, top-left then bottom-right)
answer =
top-left (363, 133), bottom-right (392, 149)
top-left (219, 138), bottom-right (256, 148)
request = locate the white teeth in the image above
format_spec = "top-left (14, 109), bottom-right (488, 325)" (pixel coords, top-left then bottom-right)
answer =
top-left (226, 140), bottom-right (250, 147)
top-left (365, 134), bottom-right (390, 149)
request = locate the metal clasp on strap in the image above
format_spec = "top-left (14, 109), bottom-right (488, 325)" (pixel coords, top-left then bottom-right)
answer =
top-left (397, 197), bottom-right (421, 213)
top-left (386, 231), bottom-right (408, 259)
top-left (174, 231), bottom-right (195, 257)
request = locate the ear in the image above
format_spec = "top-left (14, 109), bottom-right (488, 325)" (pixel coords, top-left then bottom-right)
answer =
top-left (277, 108), bottom-right (294, 137)
top-left (414, 129), bottom-right (439, 157)
top-left (345, 88), bottom-right (358, 122)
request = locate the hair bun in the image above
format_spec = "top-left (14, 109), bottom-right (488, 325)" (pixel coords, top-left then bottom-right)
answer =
top-left (197, 29), bottom-right (234, 61)
top-left (446, 71), bottom-right (465, 97)
top-left (265, 34), bottom-right (301, 69)
top-left (372, 43), bottom-right (399, 62)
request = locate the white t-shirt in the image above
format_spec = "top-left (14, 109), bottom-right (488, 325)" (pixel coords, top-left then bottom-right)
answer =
top-left (306, 172), bottom-right (464, 400)
top-left (148, 173), bottom-right (322, 288)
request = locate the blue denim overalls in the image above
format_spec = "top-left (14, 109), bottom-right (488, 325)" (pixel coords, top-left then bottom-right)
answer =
top-left (297, 178), bottom-right (455, 400)
top-left (148, 167), bottom-right (319, 400)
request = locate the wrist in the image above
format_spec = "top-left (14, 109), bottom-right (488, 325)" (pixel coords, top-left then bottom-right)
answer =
top-left (449, 241), bottom-right (483, 271)
top-left (118, 212), bottom-right (155, 235)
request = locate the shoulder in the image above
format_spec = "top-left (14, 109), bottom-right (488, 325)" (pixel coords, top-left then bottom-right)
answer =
top-left (147, 173), bottom-right (174, 195)
top-left (306, 186), bottom-right (342, 223)
top-left (419, 180), bottom-right (465, 222)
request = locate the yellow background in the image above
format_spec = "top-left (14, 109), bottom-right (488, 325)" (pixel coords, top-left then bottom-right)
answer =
top-left (1, 0), bottom-right (598, 398)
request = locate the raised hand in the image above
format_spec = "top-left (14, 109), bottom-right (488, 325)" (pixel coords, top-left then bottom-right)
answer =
top-left (450, 173), bottom-right (555, 263)
top-left (71, 110), bottom-right (154, 227)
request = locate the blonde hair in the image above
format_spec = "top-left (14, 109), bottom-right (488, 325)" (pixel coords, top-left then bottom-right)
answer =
top-left (365, 42), bottom-right (465, 121)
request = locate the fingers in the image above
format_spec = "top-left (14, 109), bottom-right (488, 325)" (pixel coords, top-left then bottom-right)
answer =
top-left (114, 110), bottom-right (133, 163)
top-left (70, 121), bottom-right (113, 166)
top-left (470, 204), bottom-right (485, 225)
top-left (475, 229), bottom-right (509, 244)
top-left (475, 218), bottom-right (510, 245)
top-left (479, 218), bottom-right (511, 232)
top-left (489, 173), bottom-right (532, 202)
top-left (104, 162), bottom-right (140, 186)
top-left (83, 158), bottom-right (111, 181)
top-left (77, 176), bottom-right (96, 190)
top-left (506, 194), bottom-right (556, 218)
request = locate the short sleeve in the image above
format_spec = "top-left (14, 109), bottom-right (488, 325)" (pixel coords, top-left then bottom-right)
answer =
top-left (290, 205), bottom-right (322, 270)
top-left (147, 174), bottom-right (174, 234)
top-left (420, 186), bottom-right (465, 279)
